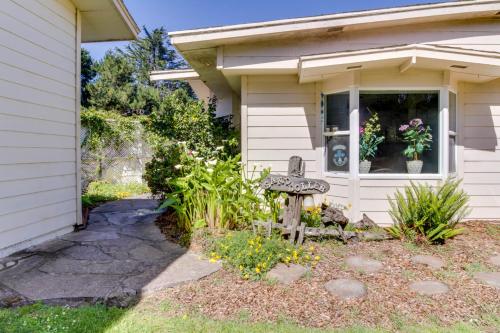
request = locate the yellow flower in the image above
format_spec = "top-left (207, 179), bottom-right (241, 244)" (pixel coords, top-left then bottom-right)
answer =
top-left (262, 262), bottom-right (267, 268)
top-left (255, 267), bottom-right (261, 273)
top-left (305, 255), bottom-right (311, 260)
top-left (309, 246), bottom-right (315, 252)
top-left (239, 265), bottom-right (244, 271)
top-left (243, 273), bottom-right (249, 279)
top-left (314, 255), bottom-right (321, 261)
top-left (209, 258), bottom-right (217, 263)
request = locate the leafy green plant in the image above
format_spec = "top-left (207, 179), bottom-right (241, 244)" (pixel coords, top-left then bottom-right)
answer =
top-left (359, 112), bottom-right (385, 161)
top-left (160, 148), bottom-right (266, 232)
top-left (399, 118), bottom-right (433, 161)
top-left (209, 231), bottom-right (318, 279)
top-left (387, 179), bottom-right (470, 244)
top-left (301, 206), bottom-right (322, 228)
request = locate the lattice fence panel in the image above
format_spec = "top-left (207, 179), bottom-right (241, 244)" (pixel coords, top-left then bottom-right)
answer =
top-left (80, 124), bottom-right (152, 192)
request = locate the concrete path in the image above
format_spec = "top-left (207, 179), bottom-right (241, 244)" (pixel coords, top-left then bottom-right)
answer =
top-left (0, 198), bottom-right (220, 308)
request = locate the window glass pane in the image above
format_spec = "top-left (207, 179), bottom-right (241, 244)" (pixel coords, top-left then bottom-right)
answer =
top-left (359, 91), bottom-right (439, 174)
top-left (449, 135), bottom-right (456, 173)
top-left (326, 92), bottom-right (349, 131)
top-left (449, 91), bottom-right (457, 132)
top-left (326, 135), bottom-right (349, 172)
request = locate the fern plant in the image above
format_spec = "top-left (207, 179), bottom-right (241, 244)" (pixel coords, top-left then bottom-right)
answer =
top-left (387, 179), bottom-right (470, 244)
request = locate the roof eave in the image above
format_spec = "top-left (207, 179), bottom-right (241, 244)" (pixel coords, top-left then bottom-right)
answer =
top-left (170, 0), bottom-right (500, 50)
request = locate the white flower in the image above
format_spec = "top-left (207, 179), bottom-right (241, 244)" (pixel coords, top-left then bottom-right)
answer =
top-left (207, 168), bottom-right (214, 173)
top-left (177, 141), bottom-right (187, 146)
top-left (174, 164), bottom-right (182, 170)
top-left (195, 157), bottom-right (204, 162)
top-left (192, 150), bottom-right (199, 156)
top-left (253, 163), bottom-right (263, 169)
top-left (207, 160), bottom-right (217, 166)
top-left (216, 146), bottom-right (224, 151)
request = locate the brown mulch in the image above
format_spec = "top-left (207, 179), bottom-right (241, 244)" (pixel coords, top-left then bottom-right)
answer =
top-left (152, 220), bottom-right (500, 330)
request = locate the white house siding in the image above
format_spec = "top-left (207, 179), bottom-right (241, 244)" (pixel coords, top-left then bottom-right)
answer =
top-left (462, 79), bottom-right (500, 220)
top-left (0, 0), bottom-right (78, 256)
top-left (223, 18), bottom-right (500, 70)
top-left (245, 75), bottom-right (318, 178)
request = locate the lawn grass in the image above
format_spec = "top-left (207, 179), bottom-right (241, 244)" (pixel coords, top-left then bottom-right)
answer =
top-left (82, 181), bottom-right (150, 207)
top-left (0, 303), bottom-right (497, 333)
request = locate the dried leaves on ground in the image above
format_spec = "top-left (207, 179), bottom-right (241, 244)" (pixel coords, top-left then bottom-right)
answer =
top-left (153, 221), bottom-right (500, 331)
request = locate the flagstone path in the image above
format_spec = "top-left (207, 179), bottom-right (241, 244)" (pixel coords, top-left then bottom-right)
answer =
top-left (0, 198), bottom-right (220, 308)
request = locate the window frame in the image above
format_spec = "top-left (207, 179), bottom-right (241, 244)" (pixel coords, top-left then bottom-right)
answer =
top-left (322, 86), bottom-right (454, 180)
top-left (448, 89), bottom-right (458, 176)
top-left (322, 89), bottom-right (352, 177)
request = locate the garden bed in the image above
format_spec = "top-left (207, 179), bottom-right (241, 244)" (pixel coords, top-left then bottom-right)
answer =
top-left (154, 221), bottom-right (499, 331)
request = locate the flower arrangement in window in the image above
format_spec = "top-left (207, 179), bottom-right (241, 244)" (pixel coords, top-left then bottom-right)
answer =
top-left (399, 118), bottom-right (433, 174)
top-left (359, 112), bottom-right (385, 173)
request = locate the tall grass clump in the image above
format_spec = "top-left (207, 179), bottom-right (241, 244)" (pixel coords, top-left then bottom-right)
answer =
top-left (387, 179), bottom-right (470, 244)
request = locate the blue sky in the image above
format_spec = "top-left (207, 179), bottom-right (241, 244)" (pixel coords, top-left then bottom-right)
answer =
top-left (84, 0), bottom-right (447, 60)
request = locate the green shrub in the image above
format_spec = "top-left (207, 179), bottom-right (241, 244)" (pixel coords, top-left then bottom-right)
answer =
top-left (160, 149), bottom-right (266, 232)
top-left (143, 143), bottom-right (187, 198)
top-left (387, 179), bottom-right (470, 244)
top-left (209, 231), bottom-right (318, 279)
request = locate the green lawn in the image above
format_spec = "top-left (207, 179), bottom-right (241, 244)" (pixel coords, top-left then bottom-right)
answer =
top-left (0, 303), bottom-right (497, 333)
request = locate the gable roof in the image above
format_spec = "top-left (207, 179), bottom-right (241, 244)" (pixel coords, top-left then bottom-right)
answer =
top-left (170, 0), bottom-right (500, 51)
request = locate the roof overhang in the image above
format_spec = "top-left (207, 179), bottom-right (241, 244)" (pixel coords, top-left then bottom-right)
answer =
top-left (150, 69), bottom-right (200, 81)
top-left (73, 0), bottom-right (140, 42)
top-left (298, 44), bottom-right (500, 83)
top-left (170, 0), bottom-right (500, 51)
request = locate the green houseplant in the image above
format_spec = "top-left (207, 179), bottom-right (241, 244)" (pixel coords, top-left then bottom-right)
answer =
top-left (359, 112), bottom-right (385, 173)
top-left (399, 118), bottom-right (433, 174)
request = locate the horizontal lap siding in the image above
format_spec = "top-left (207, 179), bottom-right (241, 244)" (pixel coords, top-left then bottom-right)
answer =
top-left (463, 79), bottom-right (500, 220)
top-left (359, 179), bottom-right (441, 225)
top-left (246, 75), bottom-right (317, 179)
top-left (224, 19), bottom-right (500, 61)
top-left (0, 0), bottom-right (77, 254)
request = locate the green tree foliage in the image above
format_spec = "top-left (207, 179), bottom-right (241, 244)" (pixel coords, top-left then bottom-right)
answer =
top-left (85, 27), bottom-right (188, 115)
top-left (121, 26), bottom-right (184, 85)
top-left (86, 51), bottom-right (136, 114)
top-left (81, 48), bottom-right (96, 107)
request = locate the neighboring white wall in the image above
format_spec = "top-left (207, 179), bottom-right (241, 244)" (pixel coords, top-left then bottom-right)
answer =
top-left (0, 0), bottom-right (78, 256)
top-left (462, 79), bottom-right (500, 220)
top-left (245, 75), bottom-right (318, 179)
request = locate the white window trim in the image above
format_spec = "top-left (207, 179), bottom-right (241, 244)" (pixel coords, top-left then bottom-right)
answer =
top-left (448, 89), bottom-right (458, 177)
top-left (322, 85), bottom-right (455, 180)
top-left (322, 88), bottom-right (351, 178)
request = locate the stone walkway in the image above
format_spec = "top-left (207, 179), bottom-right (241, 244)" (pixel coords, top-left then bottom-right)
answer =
top-left (0, 198), bottom-right (220, 308)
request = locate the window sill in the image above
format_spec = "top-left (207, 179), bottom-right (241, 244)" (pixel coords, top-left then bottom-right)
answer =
top-left (359, 174), bottom-right (443, 180)
top-left (324, 172), bottom-right (350, 178)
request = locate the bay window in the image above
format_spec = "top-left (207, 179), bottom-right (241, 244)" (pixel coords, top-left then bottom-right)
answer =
top-left (359, 91), bottom-right (440, 174)
top-left (323, 87), bottom-right (457, 176)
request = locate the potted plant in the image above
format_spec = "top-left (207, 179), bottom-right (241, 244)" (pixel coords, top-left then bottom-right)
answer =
top-left (399, 118), bottom-right (433, 174)
top-left (359, 112), bottom-right (385, 173)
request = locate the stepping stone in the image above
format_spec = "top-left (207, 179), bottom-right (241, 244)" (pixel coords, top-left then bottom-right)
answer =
top-left (61, 231), bottom-right (120, 242)
top-left (411, 255), bottom-right (445, 270)
top-left (409, 280), bottom-right (449, 295)
top-left (345, 256), bottom-right (383, 273)
top-left (488, 255), bottom-right (500, 267)
top-left (474, 272), bottom-right (500, 289)
top-left (325, 278), bottom-right (367, 299)
top-left (266, 263), bottom-right (307, 285)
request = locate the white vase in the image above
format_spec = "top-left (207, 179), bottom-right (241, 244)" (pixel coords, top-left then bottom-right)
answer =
top-left (406, 160), bottom-right (423, 174)
top-left (359, 160), bottom-right (372, 174)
